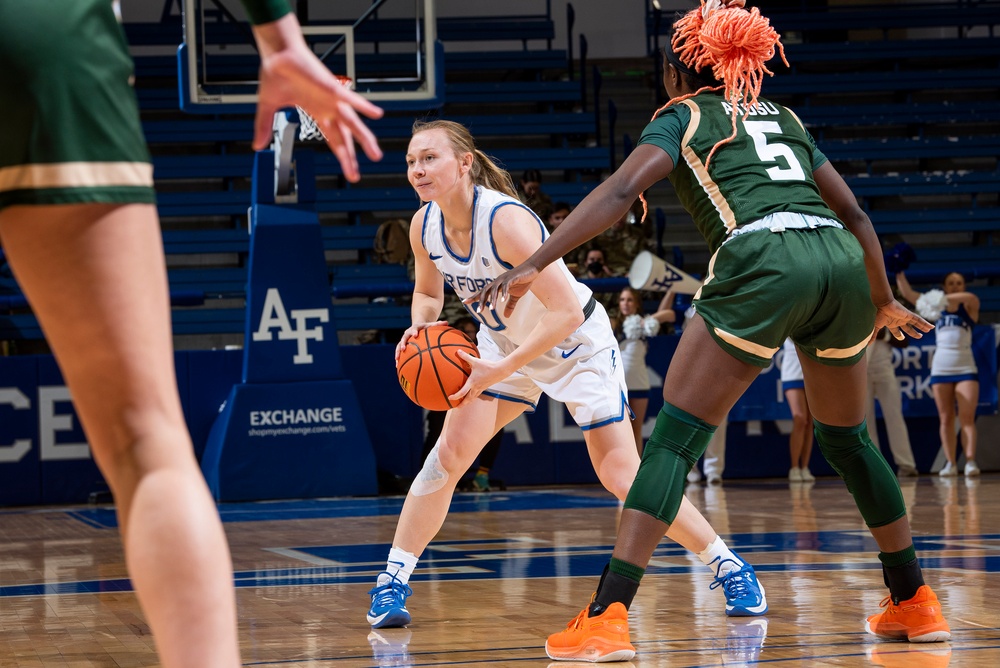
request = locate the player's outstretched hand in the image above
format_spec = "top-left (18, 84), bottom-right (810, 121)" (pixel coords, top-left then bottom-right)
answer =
top-left (468, 264), bottom-right (540, 319)
top-left (874, 299), bottom-right (933, 342)
top-left (251, 14), bottom-right (384, 182)
top-left (395, 320), bottom-right (448, 364)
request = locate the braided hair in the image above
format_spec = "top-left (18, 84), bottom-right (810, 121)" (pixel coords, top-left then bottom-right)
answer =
top-left (658, 0), bottom-right (787, 168)
top-left (639, 1), bottom-right (787, 221)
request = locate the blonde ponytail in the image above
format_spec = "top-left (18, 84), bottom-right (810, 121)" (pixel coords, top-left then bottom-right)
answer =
top-left (472, 148), bottom-right (518, 198)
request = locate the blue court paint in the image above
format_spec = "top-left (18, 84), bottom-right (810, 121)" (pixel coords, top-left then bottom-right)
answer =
top-left (4, 534), bottom-right (999, 599)
top-left (65, 490), bottom-right (623, 529)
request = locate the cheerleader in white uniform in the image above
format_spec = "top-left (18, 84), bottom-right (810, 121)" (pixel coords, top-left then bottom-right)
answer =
top-left (614, 286), bottom-right (676, 455)
top-left (780, 338), bottom-right (815, 482)
top-left (897, 271), bottom-right (980, 476)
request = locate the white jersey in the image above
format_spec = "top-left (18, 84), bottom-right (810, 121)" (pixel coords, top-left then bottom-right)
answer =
top-left (421, 186), bottom-right (627, 428)
top-left (931, 304), bottom-right (977, 378)
top-left (421, 186), bottom-right (593, 347)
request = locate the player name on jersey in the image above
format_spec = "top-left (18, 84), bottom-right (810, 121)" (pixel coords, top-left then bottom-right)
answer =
top-left (720, 100), bottom-right (781, 117)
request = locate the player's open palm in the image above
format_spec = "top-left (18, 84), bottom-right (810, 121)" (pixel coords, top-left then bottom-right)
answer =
top-left (875, 299), bottom-right (933, 342)
top-left (251, 16), bottom-right (384, 181)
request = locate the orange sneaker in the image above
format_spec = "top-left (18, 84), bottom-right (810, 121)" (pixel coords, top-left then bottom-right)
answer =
top-left (865, 585), bottom-right (951, 642)
top-left (546, 602), bottom-right (636, 662)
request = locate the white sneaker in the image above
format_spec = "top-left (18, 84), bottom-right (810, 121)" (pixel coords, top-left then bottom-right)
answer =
top-left (788, 467), bottom-right (803, 482)
top-left (964, 461), bottom-right (981, 476)
top-left (687, 468), bottom-right (703, 483)
top-left (939, 462), bottom-right (957, 477)
top-left (799, 468), bottom-right (815, 482)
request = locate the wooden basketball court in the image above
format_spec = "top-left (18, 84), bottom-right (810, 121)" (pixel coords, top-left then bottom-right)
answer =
top-left (1, 476), bottom-right (998, 666)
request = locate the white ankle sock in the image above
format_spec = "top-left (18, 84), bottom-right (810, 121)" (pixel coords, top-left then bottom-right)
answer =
top-left (379, 547), bottom-right (419, 585)
top-left (697, 536), bottom-right (744, 578)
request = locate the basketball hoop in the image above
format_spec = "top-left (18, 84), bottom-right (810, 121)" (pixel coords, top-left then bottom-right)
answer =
top-left (271, 75), bottom-right (354, 201)
top-left (295, 75), bottom-right (355, 142)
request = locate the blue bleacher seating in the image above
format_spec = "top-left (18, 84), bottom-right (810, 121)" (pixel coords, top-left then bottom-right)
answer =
top-left (797, 101), bottom-right (1000, 134)
top-left (143, 112), bottom-right (598, 148)
top-left (761, 69), bottom-right (1000, 96)
top-left (869, 208), bottom-right (1000, 235)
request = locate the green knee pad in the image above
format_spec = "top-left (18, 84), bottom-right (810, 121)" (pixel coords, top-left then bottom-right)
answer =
top-left (623, 402), bottom-right (716, 524)
top-left (814, 419), bottom-right (906, 528)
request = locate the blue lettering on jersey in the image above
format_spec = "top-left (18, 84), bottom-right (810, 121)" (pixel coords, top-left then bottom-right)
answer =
top-left (939, 312), bottom-right (972, 330)
top-left (464, 300), bottom-right (506, 332)
top-left (442, 273), bottom-right (492, 294)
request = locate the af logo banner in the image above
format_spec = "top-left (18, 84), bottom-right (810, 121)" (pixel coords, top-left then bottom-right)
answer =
top-left (252, 288), bottom-right (329, 365)
top-left (244, 205), bottom-right (343, 383)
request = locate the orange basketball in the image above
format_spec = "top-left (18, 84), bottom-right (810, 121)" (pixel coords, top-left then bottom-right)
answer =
top-left (396, 324), bottom-right (480, 411)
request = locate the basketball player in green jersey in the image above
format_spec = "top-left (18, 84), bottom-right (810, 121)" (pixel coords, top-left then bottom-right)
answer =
top-left (0, 2), bottom-right (381, 666)
top-left (475, 1), bottom-right (950, 661)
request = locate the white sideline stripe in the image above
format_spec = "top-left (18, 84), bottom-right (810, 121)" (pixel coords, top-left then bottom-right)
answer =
top-left (428, 536), bottom-right (548, 551)
top-left (263, 547), bottom-right (344, 566)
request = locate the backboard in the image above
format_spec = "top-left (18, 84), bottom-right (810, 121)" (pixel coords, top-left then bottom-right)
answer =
top-left (179, 0), bottom-right (440, 113)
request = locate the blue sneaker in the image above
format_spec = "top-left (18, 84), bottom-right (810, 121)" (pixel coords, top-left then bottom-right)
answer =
top-left (367, 572), bottom-right (413, 628)
top-left (710, 559), bottom-right (768, 617)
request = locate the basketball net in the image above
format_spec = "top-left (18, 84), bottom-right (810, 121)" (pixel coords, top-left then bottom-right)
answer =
top-left (294, 75), bottom-right (355, 142)
top-left (271, 75), bottom-right (354, 200)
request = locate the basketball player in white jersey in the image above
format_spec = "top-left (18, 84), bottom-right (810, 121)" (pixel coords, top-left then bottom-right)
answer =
top-left (366, 120), bottom-right (766, 630)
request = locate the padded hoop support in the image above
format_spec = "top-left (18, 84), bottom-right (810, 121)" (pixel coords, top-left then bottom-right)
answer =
top-left (272, 110), bottom-right (300, 201)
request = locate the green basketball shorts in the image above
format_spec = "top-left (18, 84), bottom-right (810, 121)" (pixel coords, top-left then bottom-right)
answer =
top-left (694, 221), bottom-right (876, 367)
top-left (0, 0), bottom-right (155, 211)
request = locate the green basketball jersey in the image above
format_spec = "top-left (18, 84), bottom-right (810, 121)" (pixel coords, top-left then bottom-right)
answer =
top-left (638, 91), bottom-right (838, 253)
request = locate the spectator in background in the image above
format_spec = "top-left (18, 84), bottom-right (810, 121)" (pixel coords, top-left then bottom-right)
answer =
top-left (545, 201), bottom-right (572, 233)
top-left (866, 328), bottom-right (919, 477)
top-left (373, 217), bottom-right (412, 268)
top-left (580, 246), bottom-right (614, 280)
top-left (357, 217), bottom-right (414, 344)
top-left (578, 246), bottom-right (618, 315)
top-left (896, 271), bottom-right (981, 477)
top-left (595, 200), bottom-right (651, 276)
top-left (517, 168), bottom-right (552, 218)
top-left (613, 287), bottom-right (676, 455)
top-left (542, 201), bottom-right (579, 270)
top-left (781, 338), bottom-right (815, 482)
